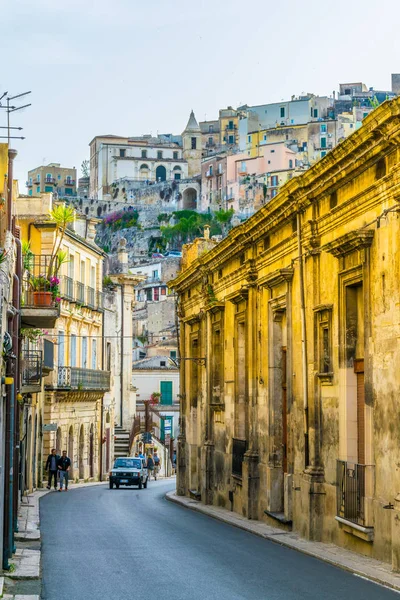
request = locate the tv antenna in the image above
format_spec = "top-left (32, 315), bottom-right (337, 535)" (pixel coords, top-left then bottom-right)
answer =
top-left (0, 90), bottom-right (32, 144)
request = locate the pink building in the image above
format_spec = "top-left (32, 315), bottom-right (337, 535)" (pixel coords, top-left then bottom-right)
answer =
top-left (226, 142), bottom-right (296, 214)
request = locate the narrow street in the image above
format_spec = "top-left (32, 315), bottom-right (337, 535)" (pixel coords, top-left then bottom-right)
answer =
top-left (40, 480), bottom-right (398, 600)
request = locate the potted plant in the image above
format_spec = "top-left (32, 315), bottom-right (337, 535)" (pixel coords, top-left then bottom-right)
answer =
top-left (31, 275), bottom-right (53, 307)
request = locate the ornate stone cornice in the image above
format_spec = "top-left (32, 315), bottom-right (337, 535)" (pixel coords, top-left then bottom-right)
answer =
top-left (54, 391), bottom-right (103, 402)
top-left (226, 286), bottom-right (249, 305)
top-left (323, 229), bottom-right (374, 258)
top-left (313, 303), bottom-right (333, 313)
top-left (205, 302), bottom-right (225, 315)
top-left (259, 267), bottom-right (294, 289)
top-left (183, 314), bottom-right (201, 325)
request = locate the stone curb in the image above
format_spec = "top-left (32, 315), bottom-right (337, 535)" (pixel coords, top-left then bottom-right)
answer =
top-left (166, 491), bottom-right (400, 593)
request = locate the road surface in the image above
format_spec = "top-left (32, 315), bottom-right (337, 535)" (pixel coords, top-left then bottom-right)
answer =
top-left (40, 479), bottom-right (399, 600)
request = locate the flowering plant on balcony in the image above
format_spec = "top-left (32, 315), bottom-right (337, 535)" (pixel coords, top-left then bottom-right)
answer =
top-left (30, 275), bottom-right (61, 302)
top-left (150, 392), bottom-right (161, 405)
top-left (49, 276), bottom-right (61, 302)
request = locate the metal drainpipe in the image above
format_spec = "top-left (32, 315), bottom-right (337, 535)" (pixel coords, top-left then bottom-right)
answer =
top-left (296, 211), bottom-right (310, 468)
top-left (13, 237), bottom-right (22, 528)
top-left (7, 376), bottom-right (15, 559)
top-left (7, 150), bottom-right (17, 233)
top-left (12, 271), bottom-right (20, 540)
top-left (2, 368), bottom-right (11, 569)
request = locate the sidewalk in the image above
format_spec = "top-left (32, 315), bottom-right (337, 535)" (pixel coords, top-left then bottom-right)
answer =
top-left (166, 491), bottom-right (400, 593)
top-left (1, 481), bottom-right (108, 599)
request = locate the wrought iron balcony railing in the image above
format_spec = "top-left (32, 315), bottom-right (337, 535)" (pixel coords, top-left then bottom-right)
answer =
top-left (57, 366), bottom-right (111, 392)
top-left (86, 286), bottom-right (95, 308)
top-left (62, 276), bottom-right (74, 301)
top-left (75, 281), bottom-right (85, 303)
top-left (60, 279), bottom-right (105, 312)
top-left (22, 350), bottom-right (42, 388)
top-left (336, 460), bottom-right (374, 527)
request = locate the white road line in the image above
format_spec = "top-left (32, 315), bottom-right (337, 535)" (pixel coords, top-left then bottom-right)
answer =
top-left (353, 573), bottom-right (400, 594)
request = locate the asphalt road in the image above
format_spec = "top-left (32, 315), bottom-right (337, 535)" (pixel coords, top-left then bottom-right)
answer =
top-left (40, 480), bottom-right (399, 600)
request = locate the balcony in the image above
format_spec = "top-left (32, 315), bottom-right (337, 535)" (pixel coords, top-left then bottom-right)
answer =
top-left (62, 276), bottom-right (74, 301)
top-left (60, 278), bottom-right (105, 311)
top-left (86, 286), bottom-right (95, 308)
top-left (44, 177), bottom-right (56, 184)
top-left (64, 179), bottom-right (75, 186)
top-left (26, 180), bottom-right (32, 187)
top-left (57, 366), bottom-right (111, 392)
top-left (75, 281), bottom-right (85, 304)
top-left (336, 460), bottom-right (374, 528)
top-left (21, 255), bottom-right (60, 329)
top-left (21, 350), bottom-right (43, 393)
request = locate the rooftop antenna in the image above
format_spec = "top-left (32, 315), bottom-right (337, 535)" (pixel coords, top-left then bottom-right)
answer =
top-left (0, 90), bottom-right (32, 144)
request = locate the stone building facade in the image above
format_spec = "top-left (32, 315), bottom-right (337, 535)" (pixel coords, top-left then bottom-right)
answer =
top-left (27, 163), bottom-right (77, 197)
top-left (171, 97), bottom-right (400, 571)
top-left (17, 195), bottom-right (111, 483)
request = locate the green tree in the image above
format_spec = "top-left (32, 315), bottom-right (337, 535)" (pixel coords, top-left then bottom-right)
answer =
top-left (81, 160), bottom-right (90, 178)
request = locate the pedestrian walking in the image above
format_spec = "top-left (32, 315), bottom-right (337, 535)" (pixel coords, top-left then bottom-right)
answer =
top-left (147, 454), bottom-right (154, 480)
top-left (153, 450), bottom-right (161, 480)
top-left (57, 451), bottom-right (71, 491)
top-left (45, 448), bottom-right (60, 490)
top-left (172, 449), bottom-right (177, 474)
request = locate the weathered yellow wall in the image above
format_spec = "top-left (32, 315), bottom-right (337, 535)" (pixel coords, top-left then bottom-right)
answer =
top-left (172, 97), bottom-right (400, 569)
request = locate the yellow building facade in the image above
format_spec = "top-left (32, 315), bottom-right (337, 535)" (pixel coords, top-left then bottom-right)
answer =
top-left (171, 97), bottom-right (400, 570)
top-left (17, 195), bottom-right (111, 486)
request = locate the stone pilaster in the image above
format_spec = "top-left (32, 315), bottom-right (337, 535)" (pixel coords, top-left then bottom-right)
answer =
top-left (176, 434), bottom-right (188, 497)
top-left (242, 450), bottom-right (260, 520)
top-left (201, 440), bottom-right (214, 505)
top-left (392, 493), bottom-right (400, 572)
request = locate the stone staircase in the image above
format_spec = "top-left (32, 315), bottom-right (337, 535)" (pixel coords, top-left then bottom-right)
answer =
top-left (113, 425), bottom-right (131, 458)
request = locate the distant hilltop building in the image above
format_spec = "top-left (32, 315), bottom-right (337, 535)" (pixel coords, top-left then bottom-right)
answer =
top-left (89, 112), bottom-right (202, 199)
top-left (26, 163), bottom-right (77, 198)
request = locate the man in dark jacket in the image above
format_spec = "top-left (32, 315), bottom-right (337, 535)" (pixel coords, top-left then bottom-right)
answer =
top-left (45, 449), bottom-right (59, 490)
top-left (57, 451), bottom-right (71, 491)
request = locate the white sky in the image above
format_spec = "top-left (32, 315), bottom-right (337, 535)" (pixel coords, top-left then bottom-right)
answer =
top-left (1, 0), bottom-right (400, 185)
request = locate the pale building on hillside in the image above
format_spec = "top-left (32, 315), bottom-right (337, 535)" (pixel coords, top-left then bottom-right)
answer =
top-left (89, 135), bottom-right (188, 199)
top-left (27, 163), bottom-right (77, 198)
top-left (199, 119), bottom-right (220, 156)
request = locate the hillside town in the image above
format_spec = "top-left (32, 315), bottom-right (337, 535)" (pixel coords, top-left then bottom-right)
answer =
top-left (1, 66), bottom-right (400, 599)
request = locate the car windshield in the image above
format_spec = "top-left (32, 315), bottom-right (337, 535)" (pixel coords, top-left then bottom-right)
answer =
top-left (113, 459), bottom-right (141, 469)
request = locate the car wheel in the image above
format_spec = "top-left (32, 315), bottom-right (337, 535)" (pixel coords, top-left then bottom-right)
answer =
top-left (139, 479), bottom-right (143, 490)
top-left (109, 481), bottom-right (113, 489)
top-left (143, 477), bottom-right (148, 489)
